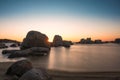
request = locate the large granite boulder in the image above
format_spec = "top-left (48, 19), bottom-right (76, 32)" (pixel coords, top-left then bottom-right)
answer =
top-left (52, 35), bottom-right (63, 47)
top-left (0, 43), bottom-right (8, 49)
top-left (19, 68), bottom-right (52, 80)
top-left (6, 60), bottom-right (33, 77)
top-left (21, 31), bottom-right (50, 50)
top-left (7, 47), bottom-right (50, 58)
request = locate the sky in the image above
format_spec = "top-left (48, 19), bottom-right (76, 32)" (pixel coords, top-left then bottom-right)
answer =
top-left (0, 0), bottom-right (120, 42)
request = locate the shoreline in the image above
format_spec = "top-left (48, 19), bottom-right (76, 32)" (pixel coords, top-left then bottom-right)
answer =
top-left (1, 62), bottom-right (120, 80)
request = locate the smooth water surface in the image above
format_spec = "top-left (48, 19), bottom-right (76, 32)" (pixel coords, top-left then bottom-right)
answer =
top-left (0, 43), bottom-right (120, 72)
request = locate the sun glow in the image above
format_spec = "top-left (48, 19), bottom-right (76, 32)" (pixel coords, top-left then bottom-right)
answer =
top-left (0, 15), bottom-right (120, 42)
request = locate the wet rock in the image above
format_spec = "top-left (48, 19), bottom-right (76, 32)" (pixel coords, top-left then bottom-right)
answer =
top-left (2, 50), bottom-right (19, 55)
top-left (8, 47), bottom-right (50, 58)
top-left (20, 30), bottom-right (50, 50)
top-left (6, 60), bottom-right (33, 77)
top-left (19, 68), bottom-right (52, 80)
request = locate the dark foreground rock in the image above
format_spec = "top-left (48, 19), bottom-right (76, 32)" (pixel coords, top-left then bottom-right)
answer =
top-left (0, 43), bottom-right (8, 49)
top-left (6, 60), bottom-right (33, 77)
top-left (21, 30), bottom-right (50, 50)
top-left (19, 68), bottom-right (52, 80)
top-left (4, 47), bottom-right (50, 58)
top-left (5, 60), bottom-right (51, 80)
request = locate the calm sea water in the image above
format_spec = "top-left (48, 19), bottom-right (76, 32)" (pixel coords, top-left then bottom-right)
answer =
top-left (0, 43), bottom-right (120, 72)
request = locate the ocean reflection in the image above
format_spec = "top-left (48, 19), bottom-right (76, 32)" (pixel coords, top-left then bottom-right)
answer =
top-left (0, 43), bottom-right (120, 72)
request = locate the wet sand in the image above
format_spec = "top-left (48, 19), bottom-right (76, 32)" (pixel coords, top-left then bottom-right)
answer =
top-left (0, 62), bottom-right (120, 80)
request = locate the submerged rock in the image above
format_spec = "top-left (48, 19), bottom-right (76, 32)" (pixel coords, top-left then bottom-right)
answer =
top-left (19, 68), bottom-right (52, 80)
top-left (6, 60), bottom-right (33, 77)
top-left (21, 30), bottom-right (50, 50)
top-left (10, 43), bottom-right (17, 47)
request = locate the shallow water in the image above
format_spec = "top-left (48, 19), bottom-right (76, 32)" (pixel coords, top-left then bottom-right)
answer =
top-left (0, 43), bottom-right (120, 72)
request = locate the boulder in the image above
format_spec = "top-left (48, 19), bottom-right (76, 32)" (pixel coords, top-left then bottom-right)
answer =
top-left (20, 31), bottom-right (50, 50)
top-left (8, 47), bottom-right (50, 58)
top-left (0, 43), bottom-right (8, 49)
top-left (6, 60), bottom-right (33, 77)
top-left (19, 68), bottom-right (52, 80)
top-left (52, 35), bottom-right (63, 47)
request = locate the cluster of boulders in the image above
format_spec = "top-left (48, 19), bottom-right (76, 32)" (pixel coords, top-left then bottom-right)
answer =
top-left (0, 43), bottom-right (8, 49)
top-left (0, 43), bottom-right (20, 49)
top-left (2, 30), bottom-right (73, 58)
top-left (2, 31), bottom-right (51, 58)
top-left (5, 60), bottom-right (51, 80)
top-left (52, 35), bottom-right (73, 47)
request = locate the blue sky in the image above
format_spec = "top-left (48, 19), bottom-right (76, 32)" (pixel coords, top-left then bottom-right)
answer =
top-left (0, 0), bottom-right (120, 42)
top-left (0, 0), bottom-right (120, 19)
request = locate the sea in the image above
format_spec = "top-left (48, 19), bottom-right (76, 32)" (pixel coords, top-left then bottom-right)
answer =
top-left (0, 43), bottom-right (120, 72)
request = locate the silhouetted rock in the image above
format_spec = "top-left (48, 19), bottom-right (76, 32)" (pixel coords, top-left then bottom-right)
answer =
top-left (6, 60), bottom-right (33, 77)
top-left (19, 68), bottom-right (52, 80)
top-left (94, 40), bottom-right (102, 44)
top-left (8, 47), bottom-right (50, 58)
top-left (0, 43), bottom-right (8, 49)
top-left (79, 38), bottom-right (95, 44)
top-left (52, 35), bottom-right (63, 47)
top-left (21, 30), bottom-right (50, 50)
top-left (63, 41), bottom-right (71, 47)
top-left (10, 43), bottom-right (17, 47)
top-left (79, 38), bottom-right (86, 44)
top-left (114, 38), bottom-right (120, 43)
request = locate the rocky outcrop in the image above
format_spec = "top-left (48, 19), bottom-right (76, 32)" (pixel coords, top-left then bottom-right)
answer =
top-left (5, 60), bottom-right (51, 80)
top-left (52, 35), bottom-right (63, 47)
top-left (3, 47), bottom-right (50, 58)
top-left (52, 35), bottom-right (72, 47)
top-left (19, 68), bottom-right (51, 80)
top-left (6, 60), bottom-right (33, 77)
top-left (21, 31), bottom-right (50, 50)
top-left (0, 43), bottom-right (8, 49)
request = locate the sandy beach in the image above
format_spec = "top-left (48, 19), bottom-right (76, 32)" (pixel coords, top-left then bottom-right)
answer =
top-left (1, 62), bottom-right (120, 80)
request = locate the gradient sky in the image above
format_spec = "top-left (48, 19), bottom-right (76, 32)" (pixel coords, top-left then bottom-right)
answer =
top-left (0, 0), bottom-right (120, 42)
